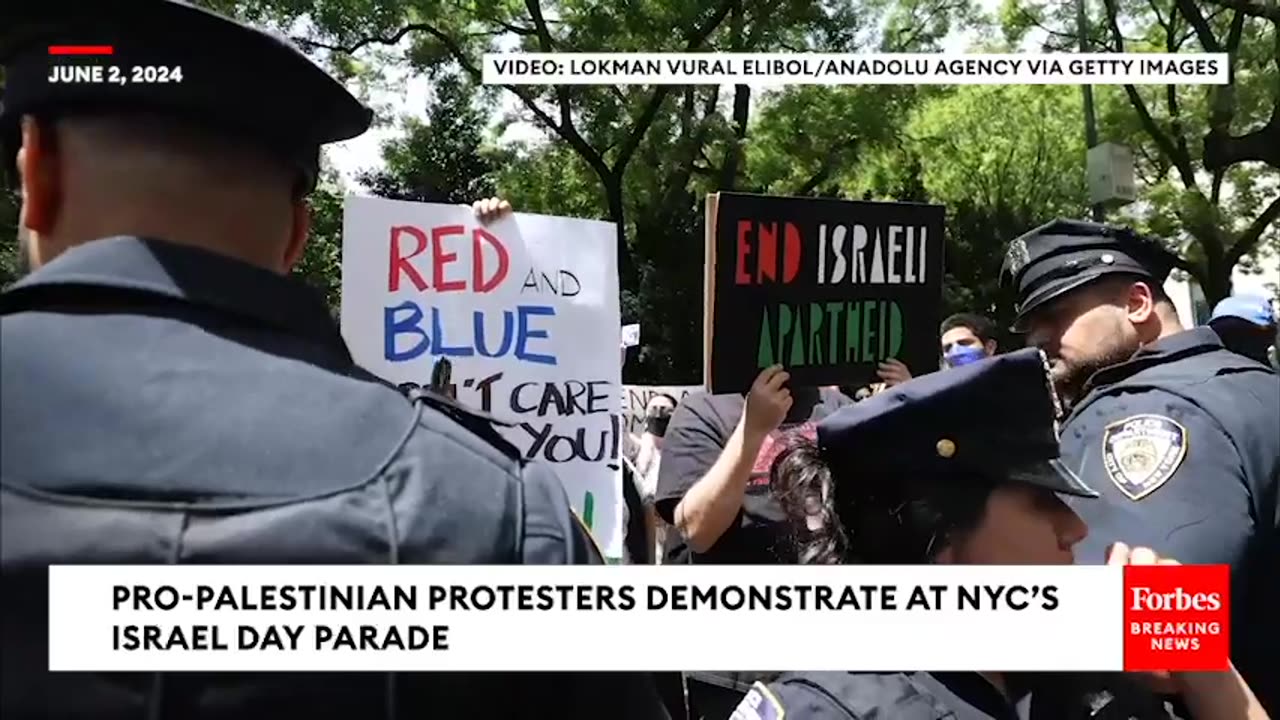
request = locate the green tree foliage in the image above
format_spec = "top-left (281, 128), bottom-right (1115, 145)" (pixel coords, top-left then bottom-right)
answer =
top-left (175, 0), bottom-right (1272, 381)
top-left (851, 84), bottom-right (1090, 335)
top-left (0, 187), bottom-right (18, 288)
top-left (1002, 0), bottom-right (1280, 302)
top-left (359, 71), bottom-right (498, 203)
top-left (0, 63), bottom-right (20, 288)
top-left (293, 166), bottom-right (348, 313)
top-left (200, 0), bottom-right (977, 382)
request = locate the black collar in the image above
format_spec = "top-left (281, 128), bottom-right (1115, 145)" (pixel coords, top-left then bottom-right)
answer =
top-left (1080, 326), bottom-right (1224, 396)
top-left (2, 236), bottom-right (350, 360)
top-left (928, 672), bottom-right (1023, 720)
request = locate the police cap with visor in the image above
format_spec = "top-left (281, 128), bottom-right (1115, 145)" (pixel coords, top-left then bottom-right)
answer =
top-left (817, 347), bottom-right (1097, 499)
top-left (0, 1), bottom-right (373, 193)
top-left (1000, 219), bottom-right (1181, 333)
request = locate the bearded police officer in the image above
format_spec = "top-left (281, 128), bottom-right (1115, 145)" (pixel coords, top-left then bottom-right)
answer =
top-left (728, 347), bottom-right (1269, 720)
top-left (1000, 219), bottom-right (1279, 716)
top-left (0, 4), bottom-right (667, 719)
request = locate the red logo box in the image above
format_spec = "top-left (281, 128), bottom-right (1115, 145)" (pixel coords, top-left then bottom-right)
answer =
top-left (1123, 564), bottom-right (1230, 672)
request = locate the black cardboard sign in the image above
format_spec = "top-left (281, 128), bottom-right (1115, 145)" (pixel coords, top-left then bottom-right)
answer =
top-left (704, 192), bottom-right (945, 394)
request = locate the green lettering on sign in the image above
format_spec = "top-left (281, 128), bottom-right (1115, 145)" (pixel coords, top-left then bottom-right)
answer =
top-left (808, 303), bottom-right (825, 365)
top-left (757, 311), bottom-right (774, 368)
top-left (846, 300), bottom-right (860, 363)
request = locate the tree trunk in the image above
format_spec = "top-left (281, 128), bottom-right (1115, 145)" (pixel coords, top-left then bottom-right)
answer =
top-left (602, 174), bottom-right (633, 288)
top-left (1197, 234), bottom-right (1233, 305)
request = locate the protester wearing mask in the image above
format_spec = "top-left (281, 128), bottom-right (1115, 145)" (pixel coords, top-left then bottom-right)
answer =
top-left (626, 394), bottom-right (678, 565)
top-left (635, 394), bottom-right (677, 486)
top-left (1208, 294), bottom-right (1278, 368)
top-left (939, 312), bottom-right (999, 368)
top-left (734, 348), bottom-right (1270, 720)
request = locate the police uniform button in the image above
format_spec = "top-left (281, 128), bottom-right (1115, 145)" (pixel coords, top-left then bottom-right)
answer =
top-left (936, 439), bottom-right (956, 458)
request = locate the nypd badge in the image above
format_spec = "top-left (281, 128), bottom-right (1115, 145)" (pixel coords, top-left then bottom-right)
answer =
top-left (1004, 237), bottom-right (1030, 277)
top-left (1101, 414), bottom-right (1188, 501)
top-left (731, 683), bottom-right (786, 720)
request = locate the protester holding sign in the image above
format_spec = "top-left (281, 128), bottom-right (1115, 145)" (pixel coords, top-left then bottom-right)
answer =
top-left (655, 366), bottom-right (850, 718)
top-left (701, 192), bottom-right (944, 393)
top-left (735, 348), bottom-right (1268, 720)
top-left (342, 193), bottom-right (628, 559)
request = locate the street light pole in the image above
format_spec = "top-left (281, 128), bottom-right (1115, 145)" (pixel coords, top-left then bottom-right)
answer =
top-left (1078, 0), bottom-right (1105, 221)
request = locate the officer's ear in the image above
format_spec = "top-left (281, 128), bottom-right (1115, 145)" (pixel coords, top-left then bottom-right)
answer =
top-left (1123, 281), bottom-right (1158, 325)
top-left (281, 198), bottom-right (310, 272)
top-left (17, 116), bottom-right (62, 243)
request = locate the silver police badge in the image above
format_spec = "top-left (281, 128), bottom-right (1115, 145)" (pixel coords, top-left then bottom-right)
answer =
top-left (1004, 237), bottom-right (1031, 276)
top-left (1101, 414), bottom-right (1188, 501)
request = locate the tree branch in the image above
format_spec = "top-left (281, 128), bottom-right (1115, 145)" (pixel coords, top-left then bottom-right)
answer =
top-left (795, 138), bottom-right (858, 195)
top-left (294, 24), bottom-right (431, 54)
top-left (1173, 0), bottom-right (1222, 51)
top-left (493, 18), bottom-right (537, 36)
top-left (1200, 0), bottom-right (1280, 22)
top-left (521, 0), bottom-right (592, 173)
top-left (296, 20), bottom-right (613, 182)
top-left (1101, 0), bottom-right (1201, 189)
top-left (1226, 195), bottom-right (1280, 267)
top-left (610, 0), bottom-right (736, 176)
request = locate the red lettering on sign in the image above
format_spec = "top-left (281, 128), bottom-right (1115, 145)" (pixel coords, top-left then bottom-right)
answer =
top-left (783, 223), bottom-right (801, 282)
top-left (388, 225), bottom-right (429, 292)
top-left (733, 220), bottom-right (803, 285)
top-left (387, 224), bottom-right (512, 294)
top-left (758, 222), bottom-right (777, 283)
top-left (431, 225), bottom-right (466, 292)
top-left (472, 228), bottom-right (510, 293)
top-left (735, 220), bottom-right (752, 285)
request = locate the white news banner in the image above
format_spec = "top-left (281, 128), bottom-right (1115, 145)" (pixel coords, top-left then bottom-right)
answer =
top-left (49, 564), bottom-right (1125, 672)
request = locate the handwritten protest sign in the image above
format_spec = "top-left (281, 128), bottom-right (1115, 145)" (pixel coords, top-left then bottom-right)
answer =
top-left (340, 197), bottom-right (623, 559)
top-left (703, 193), bottom-right (945, 393)
top-left (620, 385), bottom-right (701, 436)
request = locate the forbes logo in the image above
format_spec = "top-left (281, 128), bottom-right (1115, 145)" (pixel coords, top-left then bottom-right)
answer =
top-left (1122, 565), bottom-right (1230, 672)
top-left (1129, 586), bottom-right (1223, 612)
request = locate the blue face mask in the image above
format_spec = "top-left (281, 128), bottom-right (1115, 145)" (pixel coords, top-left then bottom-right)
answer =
top-left (944, 345), bottom-right (987, 368)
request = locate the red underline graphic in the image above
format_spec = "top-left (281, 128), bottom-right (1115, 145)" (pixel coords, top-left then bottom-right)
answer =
top-left (48, 45), bottom-right (115, 56)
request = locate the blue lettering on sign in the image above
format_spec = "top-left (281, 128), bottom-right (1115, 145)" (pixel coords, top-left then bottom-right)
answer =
top-left (383, 300), bottom-right (558, 366)
top-left (516, 305), bottom-right (556, 365)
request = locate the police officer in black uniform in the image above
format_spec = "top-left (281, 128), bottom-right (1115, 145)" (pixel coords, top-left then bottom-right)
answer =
top-left (727, 348), bottom-right (1267, 720)
top-left (1000, 219), bottom-right (1280, 717)
top-left (0, 4), bottom-right (667, 719)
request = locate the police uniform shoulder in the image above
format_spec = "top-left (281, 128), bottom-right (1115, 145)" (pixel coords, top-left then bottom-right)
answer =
top-left (1090, 328), bottom-right (1272, 390)
top-left (405, 386), bottom-right (525, 463)
top-left (731, 679), bottom-right (850, 720)
top-left (733, 674), bottom-right (946, 720)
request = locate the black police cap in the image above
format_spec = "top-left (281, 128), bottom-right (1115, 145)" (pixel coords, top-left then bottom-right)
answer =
top-left (0, 1), bottom-right (373, 192)
top-left (999, 219), bottom-right (1181, 332)
top-left (816, 347), bottom-right (1097, 498)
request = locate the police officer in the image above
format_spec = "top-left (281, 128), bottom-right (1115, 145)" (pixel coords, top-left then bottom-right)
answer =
top-left (1000, 219), bottom-right (1280, 716)
top-left (0, 4), bottom-right (667, 719)
top-left (728, 348), bottom-right (1267, 720)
